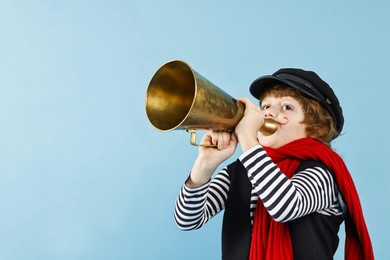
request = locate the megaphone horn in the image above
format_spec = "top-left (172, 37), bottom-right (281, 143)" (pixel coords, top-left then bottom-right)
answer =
top-left (145, 60), bottom-right (277, 147)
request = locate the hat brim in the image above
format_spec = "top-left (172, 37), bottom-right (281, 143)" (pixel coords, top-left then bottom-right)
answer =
top-left (250, 76), bottom-right (321, 103)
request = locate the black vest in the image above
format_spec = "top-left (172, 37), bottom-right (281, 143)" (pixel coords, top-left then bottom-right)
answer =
top-left (221, 160), bottom-right (344, 260)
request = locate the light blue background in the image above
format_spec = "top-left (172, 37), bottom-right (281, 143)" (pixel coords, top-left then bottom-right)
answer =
top-left (0, 1), bottom-right (388, 259)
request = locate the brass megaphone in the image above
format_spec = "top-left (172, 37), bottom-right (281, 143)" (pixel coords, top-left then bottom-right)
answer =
top-left (145, 60), bottom-right (277, 147)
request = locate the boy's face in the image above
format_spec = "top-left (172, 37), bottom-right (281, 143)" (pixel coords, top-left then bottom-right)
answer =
top-left (257, 95), bottom-right (307, 148)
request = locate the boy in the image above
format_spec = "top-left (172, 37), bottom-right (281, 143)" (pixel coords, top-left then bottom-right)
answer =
top-left (174, 68), bottom-right (374, 259)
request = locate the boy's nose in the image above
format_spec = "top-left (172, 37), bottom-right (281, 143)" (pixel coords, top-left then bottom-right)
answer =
top-left (264, 107), bottom-right (278, 118)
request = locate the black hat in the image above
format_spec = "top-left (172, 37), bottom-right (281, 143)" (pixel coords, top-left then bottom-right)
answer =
top-left (250, 68), bottom-right (344, 133)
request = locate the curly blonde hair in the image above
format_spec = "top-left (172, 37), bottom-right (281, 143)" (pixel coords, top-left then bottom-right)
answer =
top-left (259, 85), bottom-right (340, 146)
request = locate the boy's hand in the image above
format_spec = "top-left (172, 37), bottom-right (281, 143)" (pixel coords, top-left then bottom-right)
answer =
top-left (198, 130), bottom-right (238, 163)
top-left (235, 98), bottom-right (264, 152)
top-left (187, 130), bottom-right (237, 188)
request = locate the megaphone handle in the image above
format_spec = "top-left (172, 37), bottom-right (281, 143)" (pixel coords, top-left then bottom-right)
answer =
top-left (187, 119), bottom-right (277, 147)
top-left (187, 129), bottom-right (217, 148)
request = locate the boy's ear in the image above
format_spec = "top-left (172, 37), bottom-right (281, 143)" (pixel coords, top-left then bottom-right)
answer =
top-left (305, 124), bottom-right (322, 139)
top-left (314, 126), bottom-right (327, 140)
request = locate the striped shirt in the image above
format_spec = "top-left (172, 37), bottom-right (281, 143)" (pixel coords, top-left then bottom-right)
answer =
top-left (174, 145), bottom-right (343, 230)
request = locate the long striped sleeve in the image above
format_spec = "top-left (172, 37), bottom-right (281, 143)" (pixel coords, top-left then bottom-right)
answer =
top-left (174, 170), bottom-right (230, 230)
top-left (239, 145), bottom-right (342, 223)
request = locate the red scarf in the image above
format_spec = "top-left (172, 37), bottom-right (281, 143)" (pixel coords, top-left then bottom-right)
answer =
top-left (249, 138), bottom-right (374, 260)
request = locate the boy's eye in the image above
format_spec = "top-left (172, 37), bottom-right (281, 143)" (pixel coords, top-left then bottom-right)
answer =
top-left (261, 105), bottom-right (270, 111)
top-left (282, 105), bottom-right (293, 110)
